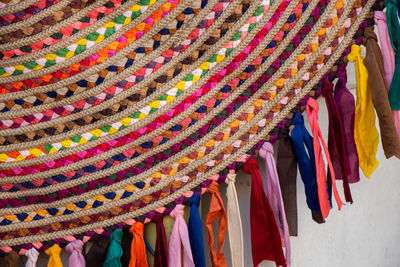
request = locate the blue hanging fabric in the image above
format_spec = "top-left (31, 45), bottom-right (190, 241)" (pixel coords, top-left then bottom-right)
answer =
top-left (188, 194), bottom-right (206, 267)
top-left (104, 228), bottom-right (124, 267)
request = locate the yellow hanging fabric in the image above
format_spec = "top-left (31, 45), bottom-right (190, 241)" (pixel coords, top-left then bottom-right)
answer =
top-left (45, 244), bottom-right (63, 267)
top-left (347, 44), bottom-right (379, 178)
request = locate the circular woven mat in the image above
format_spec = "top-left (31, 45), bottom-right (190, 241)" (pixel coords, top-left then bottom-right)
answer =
top-left (0, 0), bottom-right (375, 250)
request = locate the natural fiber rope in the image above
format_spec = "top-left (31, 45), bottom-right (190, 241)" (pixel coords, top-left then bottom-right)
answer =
top-left (0, 0), bottom-right (374, 242)
top-left (0, 0), bottom-right (44, 17)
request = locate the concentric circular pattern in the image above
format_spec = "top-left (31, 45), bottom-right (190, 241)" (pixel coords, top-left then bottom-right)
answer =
top-left (0, 0), bottom-right (376, 251)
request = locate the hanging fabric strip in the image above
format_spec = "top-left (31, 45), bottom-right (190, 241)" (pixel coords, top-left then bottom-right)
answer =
top-left (85, 242), bottom-right (109, 267)
top-left (143, 237), bottom-right (155, 257)
top-left (363, 27), bottom-right (400, 159)
top-left (25, 247), bottom-right (39, 267)
top-left (334, 67), bottom-right (360, 183)
top-left (169, 204), bottom-right (195, 267)
top-left (306, 98), bottom-right (343, 220)
top-left (188, 194), bottom-right (206, 267)
top-left (322, 81), bottom-right (353, 203)
top-left (276, 129), bottom-right (298, 236)
top-left (153, 214), bottom-right (168, 267)
top-left (259, 142), bottom-right (291, 267)
top-left (225, 172), bottom-right (244, 267)
top-left (242, 157), bottom-right (286, 267)
top-left (4, 251), bottom-right (19, 267)
top-left (205, 181), bottom-right (228, 267)
top-left (290, 113), bottom-right (324, 223)
top-left (104, 228), bottom-right (124, 267)
top-left (66, 240), bottom-right (86, 267)
top-left (129, 222), bottom-right (149, 267)
top-left (45, 244), bottom-right (63, 267)
top-left (347, 44), bottom-right (380, 178)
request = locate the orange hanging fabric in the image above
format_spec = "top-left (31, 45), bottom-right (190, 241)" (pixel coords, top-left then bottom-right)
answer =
top-left (306, 98), bottom-right (344, 221)
top-left (129, 222), bottom-right (149, 267)
top-left (205, 181), bottom-right (228, 267)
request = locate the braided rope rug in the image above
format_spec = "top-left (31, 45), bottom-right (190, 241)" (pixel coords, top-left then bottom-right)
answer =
top-left (0, 0), bottom-right (376, 251)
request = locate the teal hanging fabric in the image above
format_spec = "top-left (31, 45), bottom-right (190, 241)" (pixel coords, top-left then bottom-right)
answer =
top-left (386, 0), bottom-right (400, 110)
top-left (104, 228), bottom-right (124, 267)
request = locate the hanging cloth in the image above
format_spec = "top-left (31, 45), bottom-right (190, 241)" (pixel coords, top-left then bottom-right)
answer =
top-left (25, 247), bottom-right (39, 267)
top-left (334, 67), bottom-right (360, 183)
top-left (290, 112), bottom-right (324, 223)
top-left (322, 81), bottom-right (353, 203)
top-left (128, 222), bottom-right (149, 267)
top-left (306, 98), bottom-right (344, 221)
top-left (363, 27), bottom-right (400, 159)
top-left (276, 128), bottom-right (298, 236)
top-left (85, 242), bottom-right (109, 267)
top-left (225, 172), bottom-right (244, 267)
top-left (4, 251), bottom-right (19, 267)
top-left (242, 157), bottom-right (286, 267)
top-left (45, 244), bottom-right (63, 267)
top-left (259, 142), bottom-right (291, 267)
top-left (347, 44), bottom-right (380, 178)
top-left (153, 214), bottom-right (168, 267)
top-left (66, 240), bottom-right (85, 267)
top-left (104, 228), bottom-right (124, 267)
top-left (205, 181), bottom-right (228, 267)
top-left (188, 194), bottom-right (206, 267)
top-left (168, 204), bottom-right (195, 267)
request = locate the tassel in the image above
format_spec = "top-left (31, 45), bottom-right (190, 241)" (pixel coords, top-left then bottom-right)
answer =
top-left (45, 244), bottom-right (63, 267)
top-left (363, 27), bottom-right (400, 159)
top-left (129, 222), bottom-right (149, 267)
top-left (347, 44), bottom-right (380, 178)
top-left (25, 248), bottom-right (39, 267)
top-left (66, 240), bottom-right (85, 267)
top-left (168, 204), bottom-right (195, 267)
top-left (85, 242), bottom-right (108, 267)
top-left (276, 129), bottom-right (298, 235)
top-left (104, 228), bottom-right (124, 267)
top-left (188, 194), bottom-right (206, 267)
top-left (242, 157), bottom-right (286, 267)
top-left (290, 113), bottom-right (324, 223)
top-left (259, 142), bottom-right (291, 267)
top-left (205, 181), bottom-right (228, 267)
top-left (322, 81), bottom-right (353, 203)
top-left (225, 173), bottom-right (244, 267)
top-left (4, 251), bottom-right (19, 267)
top-left (153, 214), bottom-right (168, 267)
top-left (334, 67), bottom-right (360, 183)
top-left (306, 98), bottom-right (344, 220)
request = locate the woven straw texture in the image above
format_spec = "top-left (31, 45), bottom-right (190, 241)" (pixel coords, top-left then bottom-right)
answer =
top-left (0, 0), bottom-right (376, 251)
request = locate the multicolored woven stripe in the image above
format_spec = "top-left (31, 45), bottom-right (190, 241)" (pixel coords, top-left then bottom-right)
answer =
top-left (0, 0), bottom-right (377, 250)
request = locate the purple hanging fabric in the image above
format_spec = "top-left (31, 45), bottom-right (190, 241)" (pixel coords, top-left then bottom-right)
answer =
top-left (66, 240), bottom-right (86, 267)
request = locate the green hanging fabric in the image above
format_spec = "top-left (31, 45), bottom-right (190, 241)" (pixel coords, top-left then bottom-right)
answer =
top-left (386, 0), bottom-right (400, 110)
top-left (104, 228), bottom-right (124, 267)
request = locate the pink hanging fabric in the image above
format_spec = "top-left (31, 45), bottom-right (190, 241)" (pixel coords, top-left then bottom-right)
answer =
top-left (168, 204), bottom-right (195, 267)
top-left (306, 98), bottom-right (344, 221)
top-left (66, 240), bottom-right (85, 267)
top-left (259, 142), bottom-right (291, 267)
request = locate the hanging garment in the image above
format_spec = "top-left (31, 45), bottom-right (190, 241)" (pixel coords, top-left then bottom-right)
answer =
top-left (25, 248), bottom-right (39, 267)
top-left (45, 244), bottom-right (63, 267)
top-left (290, 112), bottom-right (324, 223)
top-left (121, 226), bottom-right (133, 267)
top-left (205, 181), bottom-right (228, 267)
top-left (153, 214), bottom-right (168, 267)
top-left (85, 242), bottom-right (109, 267)
top-left (334, 66), bottom-right (360, 183)
top-left (225, 172), bottom-right (244, 267)
top-left (242, 157), bottom-right (286, 267)
top-left (375, 10), bottom-right (400, 138)
top-left (188, 194), bottom-right (206, 267)
top-left (4, 251), bottom-right (19, 267)
top-left (128, 222), bottom-right (149, 267)
top-left (259, 142), bottom-right (291, 267)
top-left (363, 27), bottom-right (400, 159)
top-left (104, 228), bottom-right (124, 267)
top-left (306, 98), bottom-right (343, 220)
top-left (168, 204), bottom-right (195, 267)
top-left (276, 128), bottom-right (298, 236)
top-left (348, 44), bottom-right (380, 178)
top-left (66, 240), bottom-right (86, 267)
top-left (322, 81), bottom-right (353, 203)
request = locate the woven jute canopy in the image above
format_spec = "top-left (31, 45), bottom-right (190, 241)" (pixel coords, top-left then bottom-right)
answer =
top-left (0, 0), bottom-right (375, 250)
